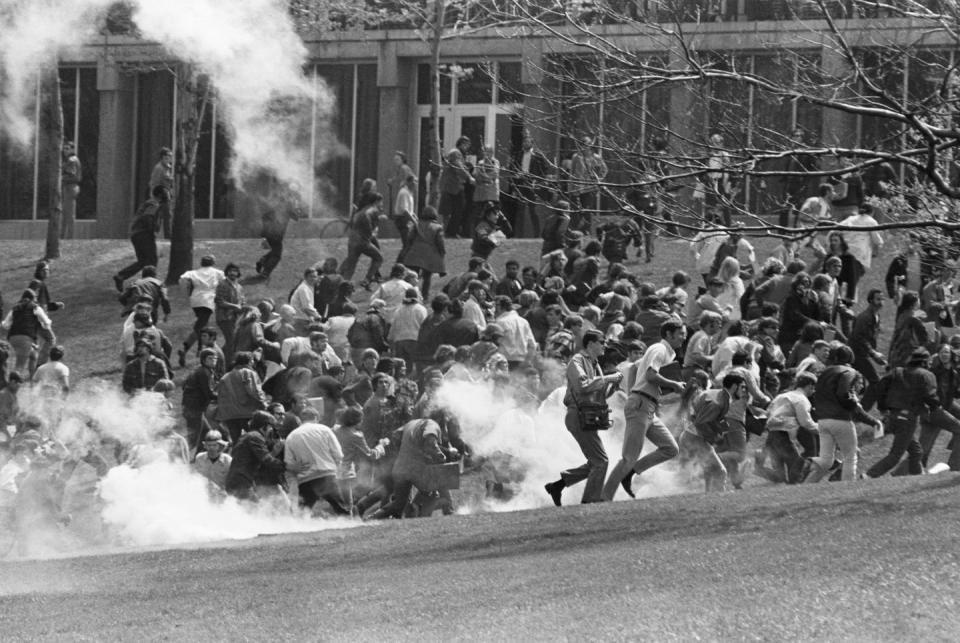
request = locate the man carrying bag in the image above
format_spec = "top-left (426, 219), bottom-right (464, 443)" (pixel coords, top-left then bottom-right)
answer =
top-left (545, 330), bottom-right (622, 506)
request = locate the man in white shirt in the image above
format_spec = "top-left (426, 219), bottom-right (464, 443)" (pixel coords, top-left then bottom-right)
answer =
top-left (32, 345), bottom-right (70, 395)
top-left (757, 372), bottom-right (817, 484)
top-left (839, 205), bottom-right (884, 301)
top-left (462, 280), bottom-right (488, 330)
top-left (282, 330), bottom-right (342, 373)
top-left (372, 264), bottom-right (412, 325)
top-left (493, 295), bottom-right (537, 366)
top-left (177, 254), bottom-right (225, 367)
top-left (690, 225), bottom-right (726, 284)
top-left (290, 267), bottom-right (321, 334)
top-left (603, 319), bottom-right (686, 500)
top-left (193, 430), bottom-right (232, 491)
top-left (388, 289), bottom-right (427, 370)
top-left (284, 417), bottom-right (349, 514)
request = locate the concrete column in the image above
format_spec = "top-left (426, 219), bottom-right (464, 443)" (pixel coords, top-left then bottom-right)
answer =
top-left (95, 59), bottom-right (135, 238)
top-left (377, 41), bottom-right (411, 226)
top-left (819, 43), bottom-right (858, 151)
top-left (519, 39), bottom-right (552, 158)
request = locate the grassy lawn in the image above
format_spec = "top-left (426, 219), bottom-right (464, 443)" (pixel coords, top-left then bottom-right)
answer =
top-left (1, 473), bottom-right (958, 640)
top-left (0, 229), bottom-right (902, 382)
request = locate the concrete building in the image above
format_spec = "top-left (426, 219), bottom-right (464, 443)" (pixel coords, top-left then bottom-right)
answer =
top-left (0, 9), bottom-right (949, 239)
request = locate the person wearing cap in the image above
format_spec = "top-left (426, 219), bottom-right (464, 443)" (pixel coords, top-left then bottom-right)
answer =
top-left (865, 347), bottom-right (938, 478)
top-left (193, 430), bottom-right (232, 491)
top-left (544, 329), bottom-right (623, 506)
top-left (389, 288), bottom-right (427, 373)
top-left (805, 344), bottom-right (882, 483)
top-left (178, 255), bottom-right (225, 367)
top-left (372, 264), bottom-right (413, 325)
top-left (346, 299), bottom-right (389, 368)
top-left (340, 191), bottom-right (384, 290)
top-left (3, 289), bottom-right (53, 377)
top-left (493, 295), bottom-right (537, 368)
top-left (182, 348), bottom-right (221, 452)
top-left (215, 352), bottom-right (267, 445)
top-left (224, 411), bottom-right (286, 502)
top-left (540, 202), bottom-right (572, 256)
top-left (604, 319), bottom-right (686, 501)
top-left (121, 338), bottom-right (170, 395)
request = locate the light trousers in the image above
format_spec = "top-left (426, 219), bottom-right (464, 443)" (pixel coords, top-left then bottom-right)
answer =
top-left (806, 418), bottom-right (858, 482)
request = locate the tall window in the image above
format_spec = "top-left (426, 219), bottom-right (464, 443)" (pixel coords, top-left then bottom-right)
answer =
top-left (0, 66), bottom-right (99, 220)
top-left (314, 63), bottom-right (379, 217)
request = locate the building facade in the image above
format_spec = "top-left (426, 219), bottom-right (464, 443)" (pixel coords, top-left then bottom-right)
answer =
top-left (0, 11), bottom-right (949, 238)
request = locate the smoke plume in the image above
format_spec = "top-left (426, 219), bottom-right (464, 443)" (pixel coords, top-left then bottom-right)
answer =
top-left (0, 0), bottom-right (334, 199)
top-left (434, 373), bottom-right (690, 512)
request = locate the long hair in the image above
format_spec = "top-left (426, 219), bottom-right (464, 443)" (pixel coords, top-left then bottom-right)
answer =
top-left (680, 369), bottom-right (710, 416)
top-left (896, 290), bottom-right (920, 319)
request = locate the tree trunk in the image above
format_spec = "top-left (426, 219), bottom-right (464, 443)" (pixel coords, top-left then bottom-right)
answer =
top-left (166, 68), bottom-right (209, 285)
top-left (427, 0), bottom-right (444, 208)
top-left (41, 66), bottom-right (63, 260)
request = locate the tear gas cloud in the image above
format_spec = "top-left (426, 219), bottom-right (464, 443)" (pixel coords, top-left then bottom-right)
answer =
top-left (7, 380), bottom-right (355, 559)
top-left (0, 0), bottom-right (336, 201)
top-left (434, 372), bottom-right (689, 512)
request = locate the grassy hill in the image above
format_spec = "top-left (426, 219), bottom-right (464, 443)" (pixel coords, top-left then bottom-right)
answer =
top-left (1, 473), bottom-right (958, 639)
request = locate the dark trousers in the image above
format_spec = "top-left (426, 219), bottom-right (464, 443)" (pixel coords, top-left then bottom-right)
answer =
top-left (764, 431), bottom-right (807, 484)
top-left (440, 191), bottom-right (469, 238)
top-left (258, 235), bottom-right (283, 277)
top-left (183, 408), bottom-right (205, 453)
top-left (157, 197), bottom-right (172, 239)
top-left (853, 353), bottom-right (880, 410)
top-left (222, 418), bottom-right (249, 446)
top-left (559, 407), bottom-right (608, 503)
top-left (797, 425), bottom-right (820, 458)
top-left (340, 238), bottom-right (383, 283)
top-left (185, 307), bottom-right (213, 350)
top-left (868, 411), bottom-right (922, 477)
top-left (298, 475), bottom-right (350, 515)
top-left (117, 233), bottom-right (158, 281)
top-left (369, 476), bottom-right (416, 519)
top-left (218, 318), bottom-right (237, 365)
top-left (514, 188), bottom-right (542, 238)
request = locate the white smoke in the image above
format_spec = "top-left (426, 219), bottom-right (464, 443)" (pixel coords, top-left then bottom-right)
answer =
top-left (5, 379), bottom-right (357, 559)
top-left (0, 0), bottom-right (115, 147)
top-left (0, 0), bottom-right (335, 197)
top-left (434, 375), bottom-right (691, 511)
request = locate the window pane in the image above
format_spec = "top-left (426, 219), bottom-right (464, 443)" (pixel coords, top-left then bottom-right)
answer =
top-left (0, 133), bottom-right (34, 220)
top-left (76, 67), bottom-right (99, 219)
top-left (456, 62), bottom-right (493, 104)
top-left (498, 62), bottom-right (523, 104)
top-left (417, 63), bottom-right (451, 105)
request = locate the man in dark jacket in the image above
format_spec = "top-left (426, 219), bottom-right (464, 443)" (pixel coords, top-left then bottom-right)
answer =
top-left (347, 299), bottom-right (389, 367)
top-left (114, 185), bottom-right (163, 292)
top-left (433, 299), bottom-right (480, 348)
top-left (368, 418), bottom-right (455, 519)
top-left (225, 411), bottom-right (286, 502)
top-left (866, 348), bottom-right (940, 478)
top-left (181, 348), bottom-right (220, 452)
top-left (849, 288), bottom-right (887, 409)
top-left (121, 339), bottom-right (170, 394)
top-left (805, 344), bottom-right (882, 482)
top-left (680, 372), bottom-right (745, 492)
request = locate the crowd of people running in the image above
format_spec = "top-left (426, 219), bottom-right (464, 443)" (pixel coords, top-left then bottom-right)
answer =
top-left (1, 142), bottom-right (959, 542)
